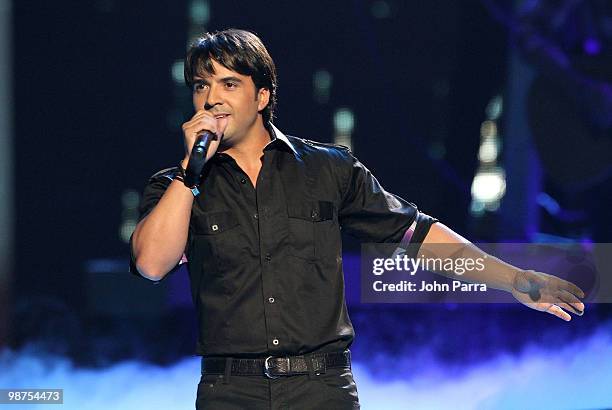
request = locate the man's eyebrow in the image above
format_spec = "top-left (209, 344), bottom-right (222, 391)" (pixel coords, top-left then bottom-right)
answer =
top-left (192, 76), bottom-right (243, 85)
top-left (218, 76), bottom-right (243, 83)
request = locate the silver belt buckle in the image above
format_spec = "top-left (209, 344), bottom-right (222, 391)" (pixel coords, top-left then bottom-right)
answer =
top-left (264, 356), bottom-right (289, 379)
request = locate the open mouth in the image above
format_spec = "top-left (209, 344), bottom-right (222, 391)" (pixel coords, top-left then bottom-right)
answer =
top-left (214, 114), bottom-right (230, 119)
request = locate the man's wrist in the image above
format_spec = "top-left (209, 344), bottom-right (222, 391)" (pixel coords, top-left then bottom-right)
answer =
top-left (176, 158), bottom-right (201, 197)
top-left (173, 177), bottom-right (200, 197)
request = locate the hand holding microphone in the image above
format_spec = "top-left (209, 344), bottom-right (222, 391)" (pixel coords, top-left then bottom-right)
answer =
top-left (181, 109), bottom-right (228, 167)
top-left (180, 109), bottom-right (229, 191)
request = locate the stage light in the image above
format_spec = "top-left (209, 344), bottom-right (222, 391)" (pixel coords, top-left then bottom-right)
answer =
top-left (119, 190), bottom-right (140, 243)
top-left (371, 0), bottom-right (392, 19)
top-left (121, 190), bottom-right (139, 209)
top-left (313, 69), bottom-right (332, 104)
top-left (333, 108), bottom-right (355, 151)
top-left (536, 192), bottom-right (561, 215)
top-left (171, 60), bottom-right (184, 84)
top-left (471, 168), bottom-right (506, 204)
top-left (485, 95), bottom-right (503, 120)
top-left (189, 0), bottom-right (210, 25)
top-left (470, 200), bottom-right (485, 216)
top-left (119, 221), bottom-right (137, 244)
top-left (334, 108), bottom-right (354, 134)
top-left (470, 94), bottom-right (505, 218)
top-left (584, 38), bottom-right (601, 55)
top-left (480, 120), bottom-right (497, 138)
top-left (478, 138), bottom-right (499, 163)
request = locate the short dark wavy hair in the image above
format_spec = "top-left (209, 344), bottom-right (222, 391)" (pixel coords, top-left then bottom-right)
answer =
top-left (184, 29), bottom-right (277, 124)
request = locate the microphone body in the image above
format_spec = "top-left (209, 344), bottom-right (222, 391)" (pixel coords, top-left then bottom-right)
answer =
top-left (193, 131), bottom-right (214, 157)
top-left (184, 131), bottom-right (215, 188)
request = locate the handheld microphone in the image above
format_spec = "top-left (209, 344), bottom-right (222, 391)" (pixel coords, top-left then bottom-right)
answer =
top-left (184, 131), bottom-right (215, 188)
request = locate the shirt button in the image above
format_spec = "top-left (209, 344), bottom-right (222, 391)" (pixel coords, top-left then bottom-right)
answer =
top-left (268, 297), bottom-right (275, 303)
top-left (265, 253), bottom-right (272, 262)
top-left (240, 178), bottom-right (247, 184)
top-left (272, 339), bottom-right (279, 346)
top-left (254, 213), bottom-right (259, 219)
top-left (311, 210), bottom-right (319, 219)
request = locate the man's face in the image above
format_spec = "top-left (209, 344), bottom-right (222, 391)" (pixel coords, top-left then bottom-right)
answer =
top-left (191, 59), bottom-right (269, 146)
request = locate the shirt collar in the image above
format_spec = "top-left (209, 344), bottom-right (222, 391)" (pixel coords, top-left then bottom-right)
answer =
top-left (212, 122), bottom-right (299, 163)
top-left (265, 122), bottom-right (299, 157)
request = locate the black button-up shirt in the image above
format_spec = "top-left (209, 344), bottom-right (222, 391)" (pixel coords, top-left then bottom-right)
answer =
top-left (130, 123), bottom-right (418, 357)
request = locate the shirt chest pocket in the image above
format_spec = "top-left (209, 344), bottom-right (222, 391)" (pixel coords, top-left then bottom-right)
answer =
top-left (192, 210), bottom-right (242, 272)
top-left (286, 200), bottom-right (339, 262)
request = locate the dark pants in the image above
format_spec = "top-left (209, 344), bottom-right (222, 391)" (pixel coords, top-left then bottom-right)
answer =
top-left (195, 365), bottom-right (360, 409)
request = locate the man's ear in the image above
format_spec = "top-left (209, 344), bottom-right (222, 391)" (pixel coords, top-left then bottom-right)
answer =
top-left (256, 88), bottom-right (270, 112)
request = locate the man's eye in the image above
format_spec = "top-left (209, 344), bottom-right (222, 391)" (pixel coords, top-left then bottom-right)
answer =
top-left (193, 83), bottom-right (208, 92)
top-left (225, 82), bottom-right (236, 89)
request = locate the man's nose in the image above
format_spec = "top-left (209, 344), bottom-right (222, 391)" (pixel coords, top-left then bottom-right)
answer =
top-left (205, 84), bottom-right (222, 109)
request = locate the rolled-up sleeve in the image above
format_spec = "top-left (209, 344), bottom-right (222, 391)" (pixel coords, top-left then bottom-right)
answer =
top-left (338, 151), bottom-right (419, 243)
top-left (128, 169), bottom-right (191, 280)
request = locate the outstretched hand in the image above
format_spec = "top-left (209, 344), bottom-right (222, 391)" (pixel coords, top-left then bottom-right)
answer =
top-left (511, 269), bottom-right (585, 321)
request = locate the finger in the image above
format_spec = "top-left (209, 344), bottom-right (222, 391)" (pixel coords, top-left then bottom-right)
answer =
top-left (555, 301), bottom-right (582, 317)
top-left (194, 126), bottom-right (213, 136)
top-left (558, 289), bottom-right (585, 315)
top-left (193, 117), bottom-right (219, 136)
top-left (546, 304), bottom-right (571, 321)
top-left (182, 117), bottom-right (207, 134)
top-left (187, 110), bottom-right (216, 128)
top-left (186, 110), bottom-right (208, 125)
top-left (559, 279), bottom-right (585, 299)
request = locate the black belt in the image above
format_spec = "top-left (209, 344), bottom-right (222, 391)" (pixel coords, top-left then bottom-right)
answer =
top-left (201, 349), bottom-right (351, 379)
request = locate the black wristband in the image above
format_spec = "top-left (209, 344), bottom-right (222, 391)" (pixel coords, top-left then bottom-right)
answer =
top-left (177, 161), bottom-right (200, 196)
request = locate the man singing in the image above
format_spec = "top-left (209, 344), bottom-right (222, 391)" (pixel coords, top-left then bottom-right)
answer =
top-left (129, 29), bottom-right (585, 410)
